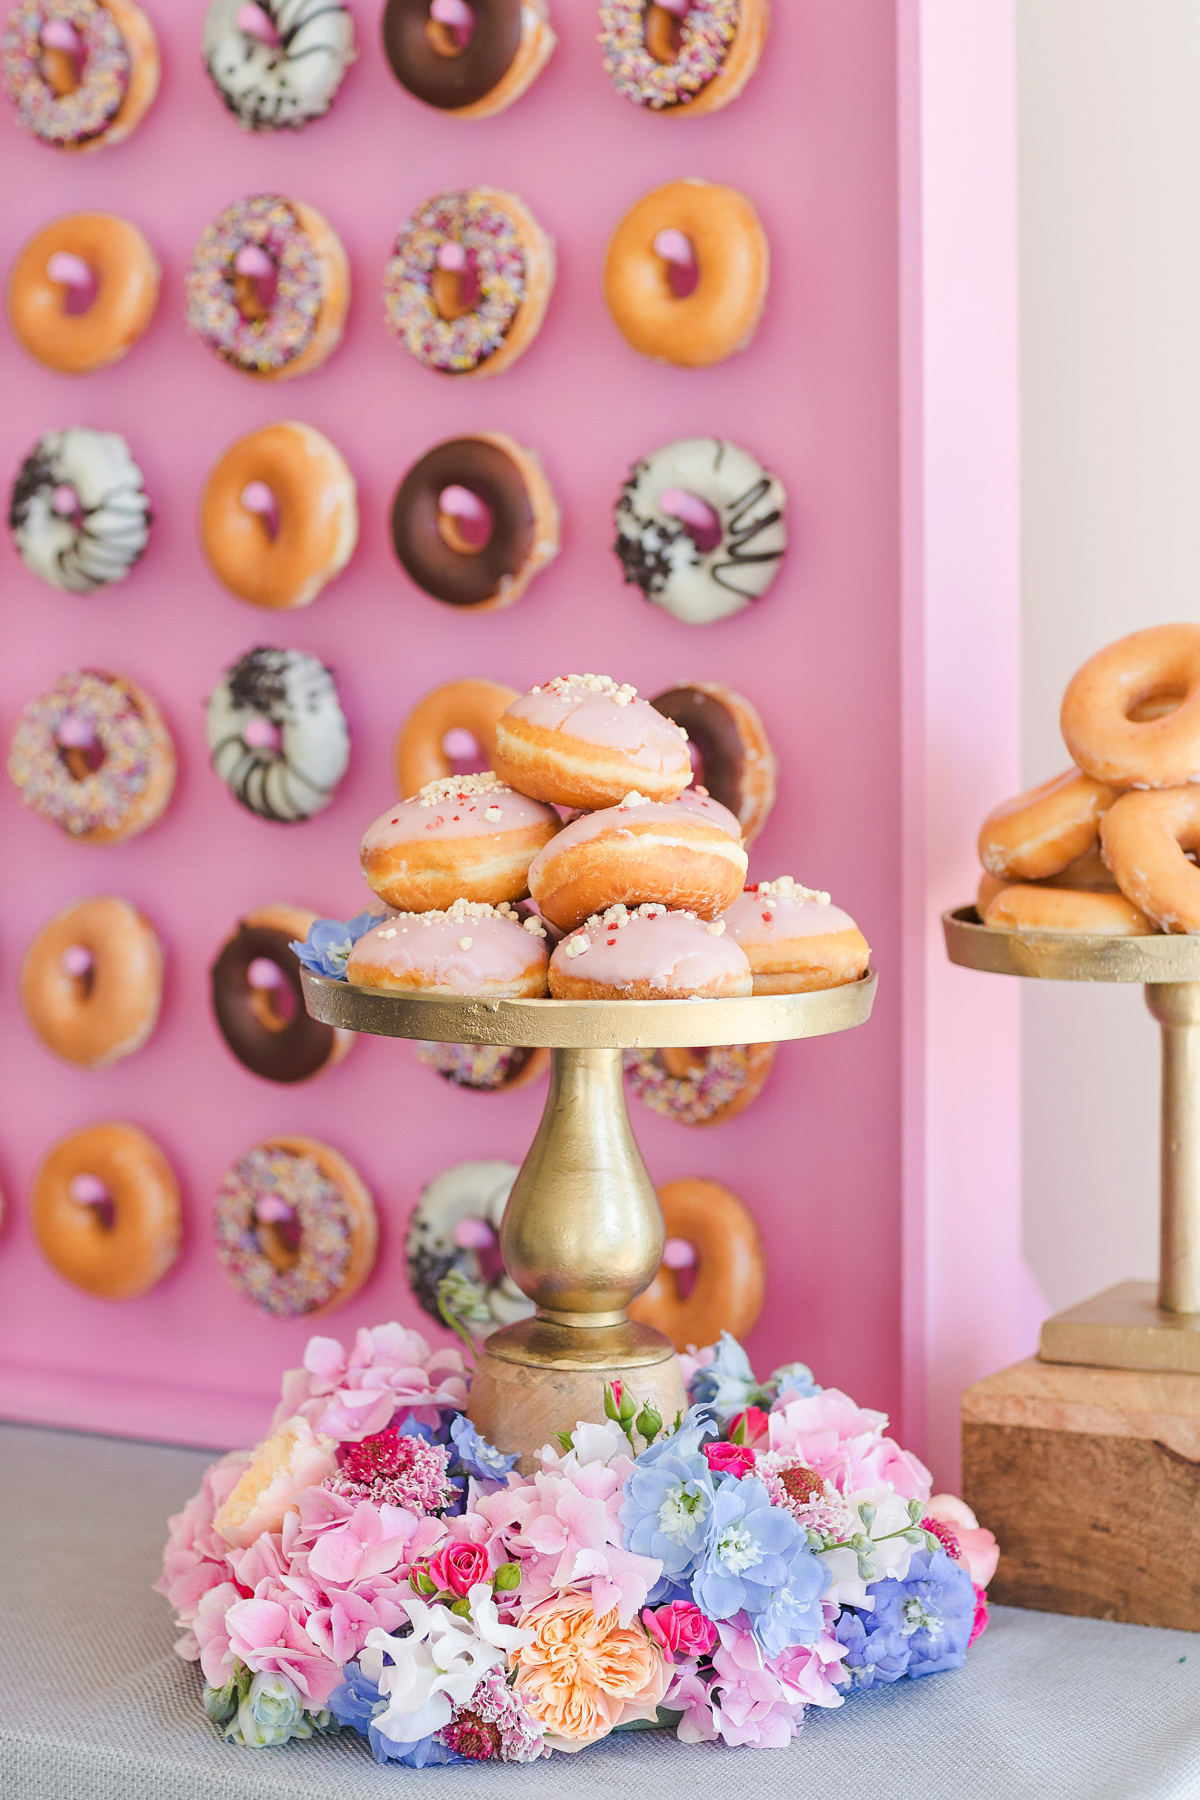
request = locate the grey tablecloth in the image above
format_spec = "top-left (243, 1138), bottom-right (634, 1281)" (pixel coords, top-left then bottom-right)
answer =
top-left (1, 1420), bottom-right (1198, 1800)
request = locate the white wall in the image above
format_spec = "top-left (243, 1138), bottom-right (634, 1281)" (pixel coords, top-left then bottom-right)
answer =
top-left (1016, 0), bottom-right (1200, 1311)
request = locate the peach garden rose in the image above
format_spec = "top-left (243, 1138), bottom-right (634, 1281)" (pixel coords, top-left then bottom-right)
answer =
top-left (512, 1594), bottom-right (669, 1751)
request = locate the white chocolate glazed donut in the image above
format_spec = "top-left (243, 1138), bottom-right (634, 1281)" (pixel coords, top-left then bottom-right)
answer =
top-left (206, 646), bottom-right (349, 823)
top-left (723, 877), bottom-right (870, 993)
top-left (10, 428), bottom-right (150, 593)
top-left (361, 771), bottom-right (560, 913)
top-left (348, 899), bottom-right (549, 997)
top-left (21, 895), bottom-right (161, 1067)
top-left (548, 902), bottom-right (751, 1000)
top-left (405, 1159), bottom-right (532, 1336)
top-left (493, 673), bottom-right (693, 810)
top-left (204, 0), bottom-right (355, 132)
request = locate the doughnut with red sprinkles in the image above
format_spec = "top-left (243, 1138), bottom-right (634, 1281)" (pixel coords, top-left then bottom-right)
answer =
top-left (214, 1138), bottom-right (377, 1318)
top-left (8, 667), bottom-right (175, 842)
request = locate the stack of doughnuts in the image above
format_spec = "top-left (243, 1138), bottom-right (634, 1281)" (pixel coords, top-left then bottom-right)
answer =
top-left (975, 625), bottom-right (1200, 937)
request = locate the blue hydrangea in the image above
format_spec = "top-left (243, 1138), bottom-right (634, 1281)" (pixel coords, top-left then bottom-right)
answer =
top-left (291, 910), bottom-right (381, 980)
top-left (449, 1414), bottom-right (519, 1484)
top-left (765, 1360), bottom-right (821, 1402)
top-left (328, 1663), bottom-right (460, 1768)
top-left (693, 1475), bottom-right (828, 1651)
top-left (835, 1547), bottom-right (976, 1691)
top-left (620, 1444), bottom-right (716, 1601)
top-left (687, 1333), bottom-right (772, 1424)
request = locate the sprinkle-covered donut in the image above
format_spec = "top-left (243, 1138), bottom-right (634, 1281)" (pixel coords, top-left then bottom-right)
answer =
top-left (549, 902), bottom-right (752, 1000)
top-left (2, 0), bottom-right (159, 150)
top-left (214, 1136), bottom-right (377, 1317)
top-left (599, 0), bottom-right (768, 117)
top-left (362, 771), bottom-right (561, 913)
top-left (415, 1040), bottom-right (550, 1093)
top-left (406, 1159), bottom-right (533, 1335)
top-left (395, 678), bottom-right (518, 796)
top-left (615, 439), bottom-right (785, 625)
top-left (383, 189), bottom-right (554, 380)
top-left (627, 1177), bottom-right (765, 1351)
top-left (10, 428), bottom-right (150, 594)
top-left (624, 1042), bottom-right (776, 1128)
top-left (186, 194), bottom-right (349, 380)
top-left (21, 895), bottom-right (161, 1067)
top-left (493, 673), bottom-right (694, 810)
top-left (204, 0), bottom-right (355, 132)
top-left (390, 433), bottom-right (560, 611)
top-left (32, 1121), bottom-right (180, 1299)
top-left (9, 668), bottom-right (175, 842)
top-left (7, 211), bottom-right (160, 374)
top-left (348, 898), bottom-right (549, 997)
top-left (724, 877), bottom-right (871, 993)
top-left (199, 422), bottom-right (357, 611)
top-left (211, 903), bottom-right (354, 1083)
top-left (382, 0), bottom-right (555, 119)
top-left (206, 646), bottom-right (350, 824)
top-left (651, 682), bottom-right (777, 846)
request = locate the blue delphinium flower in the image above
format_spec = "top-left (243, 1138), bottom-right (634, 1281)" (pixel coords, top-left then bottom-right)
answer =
top-left (449, 1413), bottom-right (519, 1485)
top-left (329, 1663), bottom-right (460, 1768)
top-left (291, 910), bottom-right (382, 980)
top-left (765, 1360), bottom-right (821, 1403)
top-left (688, 1332), bottom-right (772, 1424)
top-left (835, 1546), bottom-right (976, 1691)
top-left (620, 1441), bottom-right (716, 1603)
top-left (693, 1475), bottom-right (827, 1651)
top-left (634, 1403), bottom-right (716, 1467)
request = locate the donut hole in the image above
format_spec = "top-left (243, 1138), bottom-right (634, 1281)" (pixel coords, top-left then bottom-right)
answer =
top-left (256, 1201), bottom-right (302, 1271)
top-left (645, 3), bottom-right (685, 64)
top-left (232, 246), bottom-right (279, 322)
top-left (662, 1235), bottom-right (697, 1299)
top-left (240, 481), bottom-right (281, 541)
top-left (40, 21), bottom-right (83, 97)
top-left (247, 958), bottom-right (298, 1032)
top-left (61, 945), bottom-right (96, 1000)
top-left (55, 722), bottom-right (105, 781)
top-left (441, 726), bottom-right (489, 775)
top-left (437, 486), bottom-right (493, 555)
top-left (1128, 689), bottom-right (1185, 723)
top-left (46, 251), bottom-right (98, 315)
top-left (660, 488), bottom-right (722, 553)
top-left (654, 230), bottom-right (699, 299)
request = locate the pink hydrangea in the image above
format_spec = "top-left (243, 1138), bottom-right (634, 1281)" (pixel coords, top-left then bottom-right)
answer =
top-left (499, 1459), bottom-right (661, 1628)
top-left (273, 1323), bottom-right (469, 1442)
top-left (155, 1448), bottom-right (252, 1654)
top-left (670, 1619), bottom-right (840, 1749)
top-left (766, 1389), bottom-right (932, 1500)
top-left (224, 1591), bottom-right (345, 1706)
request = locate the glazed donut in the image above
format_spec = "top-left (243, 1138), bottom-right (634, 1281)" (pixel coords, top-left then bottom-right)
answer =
top-left (32, 1122), bottom-right (180, 1299)
top-left (7, 212), bottom-right (159, 373)
top-left (627, 1177), bottom-right (765, 1351)
top-left (206, 646), bottom-right (350, 823)
top-left (10, 428), bottom-right (150, 593)
top-left (395, 678), bottom-right (518, 797)
top-left (1100, 788), bottom-right (1200, 933)
top-left (548, 903), bottom-right (751, 1000)
top-left (528, 791), bottom-right (746, 931)
top-left (651, 683), bottom-right (776, 845)
top-left (724, 877), bottom-right (871, 993)
top-left (199, 422), bottom-right (357, 611)
top-left (383, 188), bottom-right (554, 379)
top-left (391, 433), bottom-right (560, 611)
top-left (978, 768), bottom-right (1119, 880)
top-left (415, 1039), bottom-right (550, 1093)
top-left (186, 194), bottom-right (349, 380)
top-left (348, 899), bottom-right (549, 997)
top-left (211, 904), bottom-right (354, 1083)
top-left (214, 1135), bottom-right (377, 1317)
top-left (21, 896), bottom-right (161, 1067)
top-left (1060, 624), bottom-right (1200, 788)
top-left (977, 842), bottom-right (1118, 915)
top-left (599, 0), bottom-right (767, 116)
top-left (361, 771), bottom-right (560, 912)
top-left (615, 438), bottom-right (786, 626)
top-left (2, 0), bottom-right (159, 149)
top-left (625, 1041), bottom-right (776, 1128)
top-left (603, 179), bottom-right (769, 368)
top-left (382, 0), bottom-right (555, 119)
top-left (204, 0), bottom-right (355, 131)
top-left (493, 673), bottom-right (693, 810)
top-left (9, 668), bottom-right (175, 842)
top-left (982, 884), bottom-right (1154, 937)
top-left (406, 1159), bottom-right (533, 1336)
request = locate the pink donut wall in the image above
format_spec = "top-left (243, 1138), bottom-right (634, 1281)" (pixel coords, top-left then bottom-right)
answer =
top-left (0, 0), bottom-right (903, 1449)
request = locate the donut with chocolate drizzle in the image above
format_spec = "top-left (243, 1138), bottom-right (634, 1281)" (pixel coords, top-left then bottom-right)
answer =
top-left (211, 904), bottom-right (353, 1083)
top-left (651, 681), bottom-right (777, 846)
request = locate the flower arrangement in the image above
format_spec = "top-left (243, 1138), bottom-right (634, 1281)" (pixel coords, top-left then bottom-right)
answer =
top-left (157, 1324), bottom-right (998, 1762)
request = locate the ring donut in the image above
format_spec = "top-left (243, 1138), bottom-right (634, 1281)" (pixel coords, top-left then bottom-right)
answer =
top-left (978, 768), bottom-right (1119, 880)
top-left (982, 884), bottom-right (1154, 936)
top-left (22, 896), bottom-right (161, 1068)
top-left (204, 0), bottom-right (356, 132)
top-left (10, 428), bottom-right (151, 594)
top-left (628, 1176), bottom-right (765, 1351)
top-left (211, 903), bottom-right (354, 1083)
top-left (395, 678), bottom-right (518, 797)
top-left (8, 668), bottom-right (176, 842)
top-left (2, 0), bottom-right (160, 150)
top-left (1100, 788), bottom-right (1200, 934)
top-left (32, 1121), bottom-right (180, 1299)
top-left (200, 422), bottom-right (358, 610)
top-left (405, 1159), bottom-right (533, 1336)
top-left (214, 1135), bottom-right (377, 1316)
top-left (600, 0), bottom-right (768, 116)
top-left (206, 646), bottom-right (350, 823)
top-left (186, 194), bottom-right (349, 380)
top-left (493, 673), bottom-right (693, 810)
top-left (603, 179), bottom-right (769, 368)
top-left (391, 433), bottom-right (560, 611)
top-left (625, 1042), bottom-right (776, 1128)
top-left (415, 1040), bottom-right (550, 1094)
top-left (382, 0), bottom-right (555, 119)
top-left (976, 844), bottom-right (1118, 916)
top-left (1061, 624), bottom-right (1200, 788)
top-left (7, 211), bottom-right (160, 373)
top-left (651, 683), bottom-right (777, 846)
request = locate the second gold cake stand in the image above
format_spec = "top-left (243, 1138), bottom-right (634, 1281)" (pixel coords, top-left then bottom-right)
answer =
top-left (303, 970), bottom-right (877, 1464)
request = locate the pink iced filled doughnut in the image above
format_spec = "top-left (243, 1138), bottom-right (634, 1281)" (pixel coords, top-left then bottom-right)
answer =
top-left (548, 902), bottom-right (751, 1000)
top-left (493, 673), bottom-right (693, 810)
top-left (724, 877), bottom-right (870, 993)
top-left (8, 668), bottom-right (175, 842)
top-left (347, 898), bottom-right (549, 997)
top-left (361, 770), bottom-right (561, 913)
top-left (2, 0), bottom-right (160, 151)
top-left (1060, 624), bottom-right (1200, 788)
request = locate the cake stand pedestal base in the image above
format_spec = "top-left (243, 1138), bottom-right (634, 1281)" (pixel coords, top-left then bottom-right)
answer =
top-left (1039, 1279), bottom-right (1200, 1375)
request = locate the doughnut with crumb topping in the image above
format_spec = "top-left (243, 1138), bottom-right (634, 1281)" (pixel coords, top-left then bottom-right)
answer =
top-left (493, 673), bottom-right (693, 809)
top-left (528, 789), bottom-right (745, 931)
top-left (360, 771), bottom-right (561, 912)
top-left (723, 878), bottom-right (870, 993)
top-left (347, 898), bottom-right (548, 998)
top-left (548, 902), bottom-right (751, 1000)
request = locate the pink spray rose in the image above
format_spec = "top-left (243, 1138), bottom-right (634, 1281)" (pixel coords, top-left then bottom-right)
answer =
top-left (703, 1441), bottom-right (756, 1480)
top-left (427, 1539), bottom-right (490, 1597)
top-left (642, 1601), bottom-right (717, 1662)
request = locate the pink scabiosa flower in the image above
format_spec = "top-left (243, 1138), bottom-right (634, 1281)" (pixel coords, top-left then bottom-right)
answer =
top-left (923, 1494), bottom-right (1000, 1589)
top-left (439, 1668), bottom-right (545, 1762)
top-left (642, 1600), bottom-right (717, 1662)
top-left (326, 1427), bottom-right (456, 1514)
top-left (766, 1389), bottom-right (932, 1501)
top-left (703, 1441), bottom-right (756, 1479)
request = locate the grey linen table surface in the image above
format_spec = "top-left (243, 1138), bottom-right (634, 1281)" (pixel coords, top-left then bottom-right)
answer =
top-left (3, 1421), bottom-right (1199, 1800)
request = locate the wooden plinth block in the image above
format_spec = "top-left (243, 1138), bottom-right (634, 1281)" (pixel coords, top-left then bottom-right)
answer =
top-left (962, 1357), bottom-right (1200, 1631)
top-left (466, 1348), bottom-right (687, 1474)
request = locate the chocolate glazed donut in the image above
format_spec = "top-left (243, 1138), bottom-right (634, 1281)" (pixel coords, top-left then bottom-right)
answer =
top-left (391, 434), bottom-right (557, 611)
top-left (211, 905), bottom-right (352, 1084)
top-left (382, 0), bottom-right (521, 109)
top-left (651, 682), bottom-right (777, 846)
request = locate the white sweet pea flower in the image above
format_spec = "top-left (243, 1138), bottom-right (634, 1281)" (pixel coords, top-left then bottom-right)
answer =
top-left (818, 1489), bottom-right (917, 1610)
top-left (539, 1418), bottom-right (630, 1472)
top-left (361, 1585), bottom-right (532, 1746)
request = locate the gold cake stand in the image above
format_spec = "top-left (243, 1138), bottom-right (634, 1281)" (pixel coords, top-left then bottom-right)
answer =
top-left (303, 969), bottom-right (877, 1464)
top-left (944, 907), bottom-right (1200, 1372)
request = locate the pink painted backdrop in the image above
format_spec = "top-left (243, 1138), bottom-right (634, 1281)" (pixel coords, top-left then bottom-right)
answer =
top-left (0, 0), bottom-right (903, 1450)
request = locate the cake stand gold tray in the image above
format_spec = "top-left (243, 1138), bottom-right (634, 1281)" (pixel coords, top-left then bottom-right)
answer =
top-left (944, 907), bottom-right (1200, 1371)
top-left (303, 969), bottom-right (877, 1463)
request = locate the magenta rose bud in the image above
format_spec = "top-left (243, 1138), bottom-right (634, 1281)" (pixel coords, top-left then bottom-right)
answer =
top-left (728, 1405), bottom-right (771, 1446)
top-left (704, 1440), bottom-right (757, 1479)
top-left (427, 1540), bottom-right (490, 1597)
top-left (642, 1601), bottom-right (718, 1661)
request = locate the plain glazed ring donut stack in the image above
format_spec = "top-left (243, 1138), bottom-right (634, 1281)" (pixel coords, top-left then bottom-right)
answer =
top-left (973, 623), bottom-right (1200, 936)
